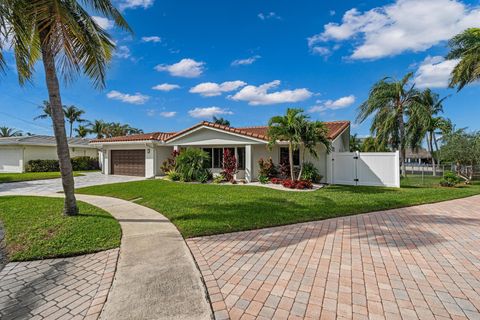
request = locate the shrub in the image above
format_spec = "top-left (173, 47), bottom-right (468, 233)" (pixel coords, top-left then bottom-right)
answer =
top-left (258, 158), bottom-right (277, 178)
top-left (300, 162), bottom-right (322, 183)
top-left (258, 175), bottom-right (269, 184)
top-left (175, 148), bottom-right (211, 182)
top-left (26, 159), bottom-right (59, 172)
top-left (71, 156), bottom-right (100, 171)
top-left (271, 177), bottom-right (283, 184)
top-left (278, 162), bottom-right (290, 179)
top-left (197, 171), bottom-right (212, 183)
top-left (167, 169), bottom-right (181, 181)
top-left (222, 149), bottom-right (237, 182)
top-left (213, 175), bottom-right (224, 184)
top-left (439, 171), bottom-right (462, 187)
top-left (161, 150), bottom-right (179, 174)
top-left (281, 179), bottom-right (313, 190)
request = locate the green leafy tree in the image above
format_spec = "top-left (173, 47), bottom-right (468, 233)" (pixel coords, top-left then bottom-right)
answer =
top-left (447, 28), bottom-right (480, 91)
top-left (297, 119), bottom-right (331, 179)
top-left (268, 108), bottom-right (306, 180)
top-left (213, 116), bottom-right (230, 126)
top-left (0, 0), bottom-right (131, 215)
top-left (90, 120), bottom-right (106, 139)
top-left (440, 130), bottom-right (480, 183)
top-left (64, 105), bottom-right (86, 137)
top-left (0, 126), bottom-right (22, 137)
top-left (357, 72), bottom-right (421, 177)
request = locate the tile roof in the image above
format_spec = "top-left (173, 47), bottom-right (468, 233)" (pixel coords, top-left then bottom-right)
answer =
top-left (0, 135), bottom-right (94, 147)
top-left (90, 120), bottom-right (350, 144)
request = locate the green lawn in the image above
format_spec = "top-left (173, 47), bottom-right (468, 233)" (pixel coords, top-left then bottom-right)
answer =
top-left (77, 178), bottom-right (480, 238)
top-left (0, 171), bottom-right (86, 183)
top-left (0, 196), bottom-right (121, 261)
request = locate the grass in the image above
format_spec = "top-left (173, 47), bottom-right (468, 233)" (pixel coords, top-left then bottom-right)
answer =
top-left (0, 196), bottom-right (121, 261)
top-left (77, 177), bottom-right (480, 238)
top-left (0, 171), bottom-right (87, 183)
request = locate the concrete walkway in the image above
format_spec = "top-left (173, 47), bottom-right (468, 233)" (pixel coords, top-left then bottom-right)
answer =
top-left (75, 194), bottom-right (212, 320)
top-left (188, 195), bottom-right (480, 320)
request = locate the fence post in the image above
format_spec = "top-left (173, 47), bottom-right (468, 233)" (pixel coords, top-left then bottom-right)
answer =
top-left (422, 165), bottom-right (424, 185)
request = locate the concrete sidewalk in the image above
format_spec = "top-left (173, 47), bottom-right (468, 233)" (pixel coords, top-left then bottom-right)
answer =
top-left (76, 194), bottom-right (212, 320)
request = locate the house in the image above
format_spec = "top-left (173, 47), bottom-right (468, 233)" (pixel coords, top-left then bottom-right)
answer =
top-left (90, 120), bottom-right (350, 182)
top-left (405, 147), bottom-right (432, 164)
top-left (0, 135), bottom-right (98, 173)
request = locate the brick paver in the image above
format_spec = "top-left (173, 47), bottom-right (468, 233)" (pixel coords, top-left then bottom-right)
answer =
top-left (0, 249), bottom-right (118, 320)
top-left (188, 195), bottom-right (480, 320)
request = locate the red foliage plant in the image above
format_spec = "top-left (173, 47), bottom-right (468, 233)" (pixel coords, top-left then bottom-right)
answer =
top-left (281, 179), bottom-right (313, 190)
top-left (161, 150), bottom-right (180, 173)
top-left (222, 149), bottom-right (238, 182)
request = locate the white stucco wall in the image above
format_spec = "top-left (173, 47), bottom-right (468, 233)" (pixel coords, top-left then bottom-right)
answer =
top-left (0, 147), bottom-right (23, 173)
top-left (156, 146), bottom-right (174, 175)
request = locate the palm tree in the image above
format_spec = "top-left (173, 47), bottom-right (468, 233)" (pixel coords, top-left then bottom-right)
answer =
top-left (75, 125), bottom-right (90, 138)
top-left (297, 119), bottom-right (331, 179)
top-left (268, 108), bottom-right (306, 180)
top-left (447, 28), bottom-right (480, 91)
top-left (349, 134), bottom-right (361, 152)
top-left (90, 120), bottom-right (106, 139)
top-left (1, 0), bottom-right (131, 215)
top-left (0, 126), bottom-right (22, 137)
top-left (408, 89), bottom-right (448, 176)
top-left (34, 101), bottom-right (53, 120)
top-left (64, 105), bottom-right (86, 137)
top-left (213, 116), bottom-right (230, 126)
top-left (357, 73), bottom-right (421, 177)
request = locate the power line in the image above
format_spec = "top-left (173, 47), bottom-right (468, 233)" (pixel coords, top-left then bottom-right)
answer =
top-left (0, 111), bottom-right (51, 131)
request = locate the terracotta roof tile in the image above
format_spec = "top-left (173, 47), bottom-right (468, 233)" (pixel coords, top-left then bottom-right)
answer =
top-left (90, 132), bottom-right (176, 143)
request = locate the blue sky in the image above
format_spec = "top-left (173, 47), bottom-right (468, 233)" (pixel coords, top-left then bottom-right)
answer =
top-left (1, 0), bottom-right (479, 137)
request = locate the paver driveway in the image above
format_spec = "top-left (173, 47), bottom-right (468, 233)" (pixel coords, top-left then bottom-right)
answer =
top-left (188, 195), bottom-right (480, 320)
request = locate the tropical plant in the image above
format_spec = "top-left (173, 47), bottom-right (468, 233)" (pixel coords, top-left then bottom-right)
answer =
top-left (175, 148), bottom-right (210, 182)
top-left (447, 28), bottom-right (480, 91)
top-left (258, 175), bottom-right (269, 184)
top-left (360, 137), bottom-right (390, 152)
top-left (258, 157), bottom-right (277, 178)
top-left (267, 108), bottom-right (306, 180)
top-left (0, 126), bottom-right (22, 137)
top-left (439, 171), bottom-right (462, 187)
top-left (90, 120), bottom-right (106, 139)
top-left (34, 101), bottom-right (53, 120)
top-left (357, 72), bottom-right (422, 177)
top-left (103, 122), bottom-right (143, 137)
top-left (64, 105), bottom-right (86, 137)
top-left (221, 149), bottom-right (237, 182)
top-left (297, 119), bottom-right (331, 179)
top-left (0, 0), bottom-right (131, 215)
top-left (300, 162), bottom-right (322, 183)
top-left (161, 150), bottom-right (179, 174)
top-left (407, 89), bottom-right (448, 176)
top-left (349, 134), bottom-right (361, 152)
top-left (167, 169), bottom-right (181, 181)
top-left (440, 130), bottom-right (480, 183)
top-left (213, 116), bottom-right (230, 126)
top-left (75, 125), bottom-right (90, 138)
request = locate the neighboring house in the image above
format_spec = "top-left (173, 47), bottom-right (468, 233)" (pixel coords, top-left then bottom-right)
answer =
top-left (0, 135), bottom-right (98, 173)
top-left (90, 120), bottom-right (350, 182)
top-left (405, 147), bottom-right (432, 164)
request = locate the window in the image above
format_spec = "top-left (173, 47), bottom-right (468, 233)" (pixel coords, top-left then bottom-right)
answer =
top-left (203, 148), bottom-right (212, 168)
top-left (280, 147), bottom-right (300, 166)
top-left (237, 147), bottom-right (245, 170)
top-left (213, 148), bottom-right (223, 168)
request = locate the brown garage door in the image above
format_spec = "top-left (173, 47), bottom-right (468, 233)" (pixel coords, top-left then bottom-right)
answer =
top-left (111, 150), bottom-right (145, 176)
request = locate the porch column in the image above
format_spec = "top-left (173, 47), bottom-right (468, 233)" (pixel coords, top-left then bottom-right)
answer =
top-left (173, 145), bottom-right (179, 152)
top-left (245, 144), bottom-right (252, 183)
top-left (145, 146), bottom-right (156, 178)
top-left (103, 149), bottom-right (110, 175)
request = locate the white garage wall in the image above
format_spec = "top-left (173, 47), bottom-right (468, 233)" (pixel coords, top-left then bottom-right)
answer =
top-left (0, 147), bottom-right (22, 173)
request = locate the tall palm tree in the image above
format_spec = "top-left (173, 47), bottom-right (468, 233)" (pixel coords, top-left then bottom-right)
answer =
top-left (75, 125), bottom-right (90, 138)
top-left (64, 105), bottom-right (86, 137)
top-left (349, 134), bottom-right (361, 152)
top-left (297, 119), bottom-right (331, 179)
top-left (0, 0), bottom-right (131, 215)
top-left (90, 120), bottom-right (106, 139)
top-left (408, 89), bottom-right (448, 176)
top-left (447, 28), bottom-right (480, 91)
top-left (357, 72), bottom-right (421, 177)
top-left (34, 100), bottom-right (53, 120)
top-left (213, 116), bottom-right (230, 126)
top-left (0, 126), bottom-right (22, 137)
top-left (268, 108), bottom-right (307, 180)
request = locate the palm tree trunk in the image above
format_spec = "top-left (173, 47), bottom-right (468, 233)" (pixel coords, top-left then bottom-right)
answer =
top-left (69, 121), bottom-right (73, 138)
top-left (398, 107), bottom-right (407, 177)
top-left (288, 142), bottom-right (295, 180)
top-left (429, 131), bottom-right (436, 176)
top-left (39, 31), bottom-right (78, 216)
top-left (298, 146), bottom-right (305, 180)
top-left (433, 132), bottom-right (440, 166)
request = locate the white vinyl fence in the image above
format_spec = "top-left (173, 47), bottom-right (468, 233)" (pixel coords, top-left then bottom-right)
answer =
top-left (329, 151), bottom-right (400, 188)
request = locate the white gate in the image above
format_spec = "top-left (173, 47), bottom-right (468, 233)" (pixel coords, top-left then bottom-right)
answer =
top-left (330, 151), bottom-right (400, 188)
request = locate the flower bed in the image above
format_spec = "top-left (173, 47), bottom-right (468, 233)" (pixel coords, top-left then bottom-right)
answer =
top-left (269, 178), bottom-right (313, 189)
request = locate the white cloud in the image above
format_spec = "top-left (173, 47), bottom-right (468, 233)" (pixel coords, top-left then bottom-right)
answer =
top-left (258, 12), bottom-right (281, 20)
top-left (107, 90), bottom-right (149, 105)
top-left (229, 80), bottom-right (312, 106)
top-left (309, 0), bottom-right (480, 59)
top-left (117, 0), bottom-right (154, 10)
top-left (113, 46), bottom-right (131, 59)
top-left (152, 83), bottom-right (180, 91)
top-left (309, 95), bottom-right (356, 113)
top-left (188, 107), bottom-right (233, 118)
top-left (160, 111), bottom-right (177, 118)
top-left (141, 36), bottom-right (161, 43)
top-left (414, 56), bottom-right (459, 88)
top-left (231, 55), bottom-right (261, 66)
top-left (189, 81), bottom-right (247, 97)
top-left (92, 16), bottom-right (114, 30)
top-left (155, 58), bottom-right (205, 78)
top-left (311, 46), bottom-right (331, 56)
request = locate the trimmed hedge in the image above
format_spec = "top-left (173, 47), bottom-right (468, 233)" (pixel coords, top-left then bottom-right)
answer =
top-left (26, 157), bottom-right (100, 172)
